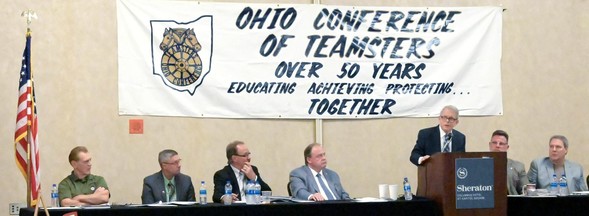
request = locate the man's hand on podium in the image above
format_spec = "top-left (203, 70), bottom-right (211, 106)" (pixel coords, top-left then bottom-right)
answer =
top-left (418, 155), bottom-right (431, 165)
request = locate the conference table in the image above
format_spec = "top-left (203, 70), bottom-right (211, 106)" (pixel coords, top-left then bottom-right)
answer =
top-left (19, 197), bottom-right (441, 216)
top-left (21, 195), bottom-right (589, 216)
top-left (508, 195), bottom-right (589, 215)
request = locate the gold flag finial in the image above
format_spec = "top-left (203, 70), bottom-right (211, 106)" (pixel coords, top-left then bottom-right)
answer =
top-left (21, 9), bottom-right (38, 28)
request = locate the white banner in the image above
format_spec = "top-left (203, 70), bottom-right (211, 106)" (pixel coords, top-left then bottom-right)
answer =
top-left (117, 0), bottom-right (503, 119)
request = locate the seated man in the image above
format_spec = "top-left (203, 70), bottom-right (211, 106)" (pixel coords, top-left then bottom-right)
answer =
top-left (58, 146), bottom-right (109, 206)
top-left (212, 141), bottom-right (271, 203)
top-left (488, 130), bottom-right (529, 195)
top-left (528, 135), bottom-right (588, 192)
top-left (289, 143), bottom-right (350, 201)
top-left (142, 149), bottom-right (195, 203)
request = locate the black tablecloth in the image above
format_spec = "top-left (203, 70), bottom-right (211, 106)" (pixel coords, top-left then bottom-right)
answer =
top-left (20, 197), bottom-right (441, 216)
top-left (26, 195), bottom-right (589, 216)
top-left (508, 195), bottom-right (589, 215)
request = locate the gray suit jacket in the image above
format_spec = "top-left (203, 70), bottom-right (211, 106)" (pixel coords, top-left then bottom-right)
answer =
top-left (289, 165), bottom-right (350, 200)
top-left (507, 158), bottom-right (529, 195)
top-left (527, 157), bottom-right (588, 192)
top-left (141, 171), bottom-right (196, 204)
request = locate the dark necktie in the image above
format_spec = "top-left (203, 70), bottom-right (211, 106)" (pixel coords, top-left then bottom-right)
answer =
top-left (443, 133), bottom-right (452, 152)
top-left (168, 182), bottom-right (176, 202)
top-left (316, 173), bottom-right (336, 200)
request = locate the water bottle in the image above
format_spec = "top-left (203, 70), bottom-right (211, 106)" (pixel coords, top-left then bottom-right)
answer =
top-left (559, 174), bottom-right (569, 196)
top-left (51, 184), bottom-right (59, 207)
top-left (245, 180), bottom-right (255, 204)
top-left (199, 181), bottom-right (207, 205)
top-left (223, 180), bottom-right (232, 205)
top-left (403, 177), bottom-right (413, 200)
top-left (254, 180), bottom-right (261, 204)
top-left (550, 174), bottom-right (559, 196)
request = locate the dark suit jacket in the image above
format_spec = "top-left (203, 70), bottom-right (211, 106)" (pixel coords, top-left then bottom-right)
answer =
top-left (289, 165), bottom-right (350, 200)
top-left (141, 171), bottom-right (196, 204)
top-left (212, 165), bottom-right (271, 203)
top-left (409, 125), bottom-right (466, 165)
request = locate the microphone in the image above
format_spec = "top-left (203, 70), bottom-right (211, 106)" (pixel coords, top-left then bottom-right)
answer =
top-left (447, 133), bottom-right (453, 140)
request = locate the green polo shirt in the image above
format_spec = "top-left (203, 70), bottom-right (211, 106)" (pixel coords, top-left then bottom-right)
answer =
top-left (58, 171), bottom-right (109, 203)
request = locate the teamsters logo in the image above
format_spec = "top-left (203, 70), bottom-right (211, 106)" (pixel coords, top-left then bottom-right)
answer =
top-left (457, 167), bottom-right (468, 179)
top-left (151, 16), bottom-right (213, 95)
top-left (159, 28), bottom-right (202, 86)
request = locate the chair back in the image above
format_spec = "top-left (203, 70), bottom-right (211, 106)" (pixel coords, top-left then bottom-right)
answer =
top-left (287, 181), bottom-right (292, 197)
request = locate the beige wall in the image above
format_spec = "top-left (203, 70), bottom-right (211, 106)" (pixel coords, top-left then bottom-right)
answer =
top-left (1, 0), bottom-right (588, 214)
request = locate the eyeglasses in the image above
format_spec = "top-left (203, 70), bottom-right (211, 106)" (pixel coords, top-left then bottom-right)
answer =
top-left (439, 116), bottom-right (458, 123)
top-left (490, 141), bottom-right (508, 146)
top-left (163, 159), bottom-right (182, 165)
top-left (234, 152), bottom-right (251, 158)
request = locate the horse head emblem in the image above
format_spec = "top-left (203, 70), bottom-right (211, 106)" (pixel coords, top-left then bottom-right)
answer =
top-left (159, 28), bottom-right (201, 52)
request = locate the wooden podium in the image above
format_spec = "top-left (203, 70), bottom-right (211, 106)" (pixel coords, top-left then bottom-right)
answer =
top-left (417, 152), bottom-right (507, 216)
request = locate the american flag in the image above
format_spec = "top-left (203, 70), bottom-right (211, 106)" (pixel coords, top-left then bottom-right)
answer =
top-left (14, 32), bottom-right (41, 207)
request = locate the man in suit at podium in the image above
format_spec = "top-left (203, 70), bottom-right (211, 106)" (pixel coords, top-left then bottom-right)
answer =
top-left (289, 143), bottom-right (350, 201)
top-left (212, 140), bottom-right (271, 203)
top-left (410, 105), bottom-right (466, 166)
top-left (141, 149), bottom-right (196, 203)
top-left (488, 130), bottom-right (529, 195)
top-left (528, 135), bottom-right (588, 192)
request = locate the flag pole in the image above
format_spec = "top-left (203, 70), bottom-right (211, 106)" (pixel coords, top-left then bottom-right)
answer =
top-left (30, 45), bottom-right (49, 216)
top-left (21, 9), bottom-right (35, 208)
top-left (21, 9), bottom-right (50, 216)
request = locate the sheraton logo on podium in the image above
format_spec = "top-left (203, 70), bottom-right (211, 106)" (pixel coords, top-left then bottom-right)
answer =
top-left (455, 166), bottom-right (493, 192)
top-left (456, 167), bottom-right (468, 179)
top-left (456, 184), bottom-right (494, 192)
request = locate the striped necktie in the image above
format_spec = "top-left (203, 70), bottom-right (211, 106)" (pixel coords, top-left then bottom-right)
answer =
top-left (443, 133), bottom-right (452, 152)
top-left (168, 182), bottom-right (176, 202)
top-left (316, 173), bottom-right (336, 200)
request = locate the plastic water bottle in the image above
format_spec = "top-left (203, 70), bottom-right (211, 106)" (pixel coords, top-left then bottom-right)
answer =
top-left (559, 174), bottom-right (569, 196)
top-left (550, 174), bottom-right (559, 196)
top-left (199, 181), bottom-right (207, 205)
top-left (254, 180), bottom-right (261, 204)
top-left (245, 180), bottom-right (255, 204)
top-left (403, 177), bottom-right (413, 200)
top-left (51, 184), bottom-right (59, 207)
top-left (223, 180), bottom-right (232, 205)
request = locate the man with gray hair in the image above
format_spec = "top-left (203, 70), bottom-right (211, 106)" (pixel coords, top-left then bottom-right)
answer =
top-left (141, 149), bottom-right (195, 204)
top-left (410, 105), bottom-right (466, 166)
top-left (528, 135), bottom-right (588, 192)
